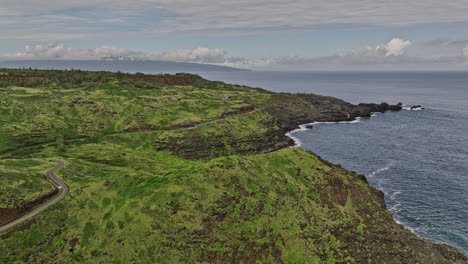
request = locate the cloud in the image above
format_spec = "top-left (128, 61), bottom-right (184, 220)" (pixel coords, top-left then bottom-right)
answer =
top-left (88, 46), bottom-right (146, 59)
top-left (0, 43), bottom-right (228, 63)
top-left (420, 39), bottom-right (468, 48)
top-left (150, 1), bottom-right (468, 34)
top-left (4, 43), bottom-right (132, 60)
top-left (2, 38), bottom-right (467, 69)
top-left (377, 38), bottom-right (412, 56)
top-left (2, 1), bottom-right (468, 40)
top-left (158, 48), bottom-right (227, 63)
top-left (20, 43), bottom-right (71, 59)
top-left (223, 38), bottom-right (467, 68)
top-left (0, 32), bottom-right (96, 41)
top-left (319, 38), bottom-right (413, 62)
top-left (310, 38), bottom-right (414, 64)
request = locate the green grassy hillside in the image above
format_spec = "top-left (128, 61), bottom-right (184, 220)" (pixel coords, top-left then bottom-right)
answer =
top-left (0, 69), bottom-right (466, 264)
top-left (0, 159), bottom-right (55, 210)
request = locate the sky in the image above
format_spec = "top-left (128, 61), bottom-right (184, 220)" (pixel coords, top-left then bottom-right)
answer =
top-left (1, 0), bottom-right (468, 70)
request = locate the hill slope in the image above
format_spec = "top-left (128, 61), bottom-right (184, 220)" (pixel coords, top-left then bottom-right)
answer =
top-left (0, 69), bottom-right (466, 263)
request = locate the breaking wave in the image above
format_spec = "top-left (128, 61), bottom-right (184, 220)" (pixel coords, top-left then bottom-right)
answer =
top-left (286, 117), bottom-right (362, 147)
top-left (368, 160), bottom-right (395, 178)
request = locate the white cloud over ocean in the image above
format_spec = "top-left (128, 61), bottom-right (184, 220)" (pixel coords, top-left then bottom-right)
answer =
top-left (2, 38), bottom-right (467, 69)
top-left (0, 43), bottom-right (228, 64)
top-left (227, 38), bottom-right (468, 68)
top-left (377, 38), bottom-right (413, 56)
top-left (158, 48), bottom-right (227, 63)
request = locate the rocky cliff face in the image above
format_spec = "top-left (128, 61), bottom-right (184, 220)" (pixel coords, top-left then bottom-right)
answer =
top-left (265, 94), bottom-right (402, 130)
top-left (309, 152), bottom-right (466, 264)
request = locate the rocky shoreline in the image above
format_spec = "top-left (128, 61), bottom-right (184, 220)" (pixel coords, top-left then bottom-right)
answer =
top-left (155, 93), bottom-right (406, 159)
top-left (265, 94), bottom-right (403, 139)
top-left (155, 90), bottom-right (467, 263)
top-left (275, 99), bottom-right (468, 263)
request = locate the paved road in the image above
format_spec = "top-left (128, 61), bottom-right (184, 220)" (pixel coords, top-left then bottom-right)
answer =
top-left (0, 159), bottom-right (68, 233)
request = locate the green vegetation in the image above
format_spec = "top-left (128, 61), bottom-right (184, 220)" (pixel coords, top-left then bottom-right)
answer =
top-left (0, 159), bottom-right (55, 209)
top-left (0, 69), bottom-right (465, 263)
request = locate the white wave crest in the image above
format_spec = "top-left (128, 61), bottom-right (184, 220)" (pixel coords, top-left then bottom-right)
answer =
top-left (394, 218), bottom-right (417, 234)
top-left (388, 202), bottom-right (402, 213)
top-left (403, 106), bottom-right (425, 111)
top-left (286, 117), bottom-right (363, 146)
top-left (285, 131), bottom-right (303, 147)
top-left (389, 190), bottom-right (401, 200)
top-left (368, 161), bottom-right (395, 178)
top-left (311, 117), bottom-right (362, 125)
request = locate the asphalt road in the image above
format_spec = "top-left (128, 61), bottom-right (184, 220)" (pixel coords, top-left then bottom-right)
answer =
top-left (0, 159), bottom-right (68, 233)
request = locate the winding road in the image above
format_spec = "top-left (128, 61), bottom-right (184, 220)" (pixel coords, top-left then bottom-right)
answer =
top-left (0, 159), bottom-right (68, 233)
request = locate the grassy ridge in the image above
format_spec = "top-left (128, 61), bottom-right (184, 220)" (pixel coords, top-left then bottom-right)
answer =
top-left (0, 69), bottom-right (271, 154)
top-left (0, 69), bottom-right (466, 263)
top-left (1, 132), bottom-right (380, 263)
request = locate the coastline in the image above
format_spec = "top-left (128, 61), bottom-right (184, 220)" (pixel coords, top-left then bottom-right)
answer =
top-left (284, 105), bottom-right (425, 147)
top-left (285, 117), bottom-right (362, 147)
top-left (284, 107), bottom-right (467, 258)
top-left (1, 69), bottom-right (466, 263)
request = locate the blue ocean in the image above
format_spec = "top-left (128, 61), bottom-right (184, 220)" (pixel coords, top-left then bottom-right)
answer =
top-left (200, 71), bottom-right (468, 254)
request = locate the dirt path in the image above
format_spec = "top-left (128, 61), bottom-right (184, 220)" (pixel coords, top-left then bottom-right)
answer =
top-left (0, 159), bottom-right (68, 233)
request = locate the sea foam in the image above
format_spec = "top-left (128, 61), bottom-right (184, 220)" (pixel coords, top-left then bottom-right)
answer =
top-left (286, 117), bottom-right (362, 147)
top-left (403, 106), bottom-right (425, 111)
top-left (368, 160), bottom-right (395, 178)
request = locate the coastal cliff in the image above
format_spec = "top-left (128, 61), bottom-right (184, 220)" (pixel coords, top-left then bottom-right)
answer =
top-left (0, 69), bottom-right (466, 263)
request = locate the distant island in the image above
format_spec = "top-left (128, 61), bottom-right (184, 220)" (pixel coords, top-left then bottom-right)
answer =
top-left (0, 60), bottom-right (249, 74)
top-left (0, 69), bottom-right (466, 263)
